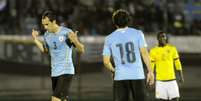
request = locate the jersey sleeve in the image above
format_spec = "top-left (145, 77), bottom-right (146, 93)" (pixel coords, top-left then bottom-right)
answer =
top-left (172, 46), bottom-right (182, 70)
top-left (172, 46), bottom-right (179, 58)
top-left (102, 37), bottom-right (111, 56)
top-left (149, 49), bottom-right (156, 71)
top-left (64, 28), bottom-right (75, 48)
top-left (138, 30), bottom-right (148, 48)
top-left (65, 28), bottom-right (73, 36)
top-left (43, 33), bottom-right (49, 51)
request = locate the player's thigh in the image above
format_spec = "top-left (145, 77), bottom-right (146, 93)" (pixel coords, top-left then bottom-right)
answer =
top-left (51, 76), bottom-right (59, 92)
top-left (130, 80), bottom-right (146, 101)
top-left (61, 74), bottom-right (73, 96)
top-left (113, 80), bottom-right (129, 101)
top-left (155, 81), bottom-right (168, 100)
top-left (52, 74), bottom-right (73, 98)
top-left (168, 80), bottom-right (180, 100)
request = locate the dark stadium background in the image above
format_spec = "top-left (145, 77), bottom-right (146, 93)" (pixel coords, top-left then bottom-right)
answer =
top-left (0, 0), bottom-right (201, 101)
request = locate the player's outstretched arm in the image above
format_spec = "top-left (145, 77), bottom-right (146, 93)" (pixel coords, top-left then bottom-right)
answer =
top-left (32, 29), bottom-right (46, 53)
top-left (140, 47), bottom-right (154, 86)
top-left (68, 31), bottom-right (85, 54)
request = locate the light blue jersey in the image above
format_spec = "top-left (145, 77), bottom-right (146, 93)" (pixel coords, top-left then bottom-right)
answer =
top-left (44, 26), bottom-right (74, 77)
top-left (103, 27), bottom-right (147, 80)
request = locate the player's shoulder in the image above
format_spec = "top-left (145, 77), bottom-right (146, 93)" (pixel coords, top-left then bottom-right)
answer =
top-left (105, 30), bottom-right (116, 41)
top-left (150, 45), bottom-right (159, 51)
top-left (130, 27), bottom-right (143, 33)
top-left (166, 44), bottom-right (178, 50)
top-left (128, 27), bottom-right (145, 38)
top-left (128, 27), bottom-right (140, 32)
top-left (105, 34), bottom-right (112, 43)
top-left (61, 26), bottom-right (73, 33)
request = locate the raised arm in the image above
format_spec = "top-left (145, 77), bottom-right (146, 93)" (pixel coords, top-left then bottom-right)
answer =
top-left (140, 47), bottom-right (154, 86)
top-left (32, 29), bottom-right (48, 53)
top-left (68, 31), bottom-right (85, 54)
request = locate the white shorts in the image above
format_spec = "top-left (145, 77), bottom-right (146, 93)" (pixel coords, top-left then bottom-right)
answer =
top-left (155, 80), bottom-right (180, 100)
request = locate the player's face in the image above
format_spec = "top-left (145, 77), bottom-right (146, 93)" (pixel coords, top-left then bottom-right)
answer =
top-left (158, 33), bottom-right (167, 46)
top-left (42, 17), bottom-right (55, 32)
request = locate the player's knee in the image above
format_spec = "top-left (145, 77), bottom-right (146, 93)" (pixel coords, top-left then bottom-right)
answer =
top-left (53, 92), bottom-right (69, 101)
top-left (52, 94), bottom-right (61, 100)
top-left (52, 91), bottom-right (62, 100)
top-left (52, 96), bottom-right (61, 101)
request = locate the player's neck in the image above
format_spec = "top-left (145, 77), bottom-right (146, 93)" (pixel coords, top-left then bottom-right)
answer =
top-left (158, 43), bottom-right (167, 47)
top-left (116, 26), bottom-right (128, 29)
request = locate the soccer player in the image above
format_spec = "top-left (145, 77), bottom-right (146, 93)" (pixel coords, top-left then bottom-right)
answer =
top-left (149, 31), bottom-right (184, 101)
top-left (32, 10), bottom-right (85, 101)
top-left (102, 9), bottom-right (154, 101)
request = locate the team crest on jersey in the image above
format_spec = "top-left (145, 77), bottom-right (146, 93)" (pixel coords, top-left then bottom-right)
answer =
top-left (59, 36), bottom-right (64, 42)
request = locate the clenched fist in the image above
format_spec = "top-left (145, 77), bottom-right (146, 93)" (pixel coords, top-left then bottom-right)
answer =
top-left (32, 29), bottom-right (39, 40)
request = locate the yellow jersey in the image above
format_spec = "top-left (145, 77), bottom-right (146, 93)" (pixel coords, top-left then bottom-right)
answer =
top-left (150, 44), bottom-right (182, 80)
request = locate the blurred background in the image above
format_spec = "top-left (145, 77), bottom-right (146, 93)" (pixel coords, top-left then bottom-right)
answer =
top-left (0, 0), bottom-right (201, 101)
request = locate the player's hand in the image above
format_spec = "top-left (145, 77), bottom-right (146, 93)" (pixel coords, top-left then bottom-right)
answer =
top-left (69, 31), bottom-right (78, 43)
top-left (178, 71), bottom-right (184, 84)
top-left (179, 77), bottom-right (184, 83)
top-left (111, 72), bottom-right (115, 80)
top-left (32, 29), bottom-right (39, 40)
top-left (146, 71), bottom-right (154, 86)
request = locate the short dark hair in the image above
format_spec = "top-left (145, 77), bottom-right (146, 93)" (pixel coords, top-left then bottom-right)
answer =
top-left (112, 9), bottom-right (130, 28)
top-left (42, 10), bottom-right (57, 22)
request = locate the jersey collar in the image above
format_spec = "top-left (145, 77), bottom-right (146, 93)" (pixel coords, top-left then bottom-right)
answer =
top-left (116, 27), bottom-right (128, 32)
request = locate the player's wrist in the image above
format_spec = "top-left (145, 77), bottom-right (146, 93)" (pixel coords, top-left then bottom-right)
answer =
top-left (148, 68), bottom-right (153, 73)
top-left (110, 68), bottom-right (115, 73)
top-left (73, 38), bottom-right (79, 43)
top-left (147, 71), bottom-right (153, 74)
